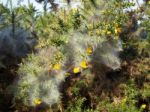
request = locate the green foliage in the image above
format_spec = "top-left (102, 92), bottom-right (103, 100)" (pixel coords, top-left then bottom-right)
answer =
top-left (0, 0), bottom-right (150, 111)
top-left (66, 97), bottom-right (86, 112)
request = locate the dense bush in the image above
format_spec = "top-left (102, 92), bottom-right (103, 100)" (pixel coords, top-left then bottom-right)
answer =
top-left (0, 0), bottom-right (150, 112)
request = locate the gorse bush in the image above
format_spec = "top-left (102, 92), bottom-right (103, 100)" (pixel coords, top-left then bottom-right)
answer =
top-left (14, 46), bottom-right (65, 106)
top-left (65, 32), bottom-right (122, 70)
top-left (13, 30), bottom-right (123, 108)
top-left (0, 0), bottom-right (150, 112)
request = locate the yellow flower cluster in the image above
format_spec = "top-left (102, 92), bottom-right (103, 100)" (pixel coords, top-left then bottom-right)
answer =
top-left (73, 67), bottom-right (80, 74)
top-left (73, 60), bottom-right (89, 74)
top-left (34, 99), bottom-right (42, 105)
top-left (80, 60), bottom-right (88, 69)
top-left (72, 45), bottom-right (93, 74)
top-left (106, 31), bottom-right (111, 35)
top-left (53, 63), bottom-right (61, 70)
top-left (115, 27), bottom-right (121, 35)
top-left (86, 46), bottom-right (93, 54)
top-left (51, 46), bottom-right (92, 74)
top-left (141, 104), bottom-right (146, 109)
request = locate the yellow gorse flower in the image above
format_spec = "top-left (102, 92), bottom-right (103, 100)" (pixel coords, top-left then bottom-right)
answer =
top-left (106, 31), bottom-right (111, 35)
top-left (80, 60), bottom-right (88, 69)
top-left (141, 104), bottom-right (146, 109)
top-left (34, 99), bottom-right (42, 105)
top-left (115, 27), bottom-right (121, 34)
top-left (73, 67), bottom-right (80, 74)
top-left (86, 46), bottom-right (93, 54)
top-left (148, 1), bottom-right (150, 5)
top-left (53, 63), bottom-right (61, 70)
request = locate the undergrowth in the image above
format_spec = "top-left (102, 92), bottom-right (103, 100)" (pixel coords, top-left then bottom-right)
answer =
top-left (0, 0), bottom-right (150, 112)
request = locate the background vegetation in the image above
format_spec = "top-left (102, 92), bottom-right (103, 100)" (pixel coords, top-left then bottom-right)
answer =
top-left (0, 0), bottom-right (150, 112)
